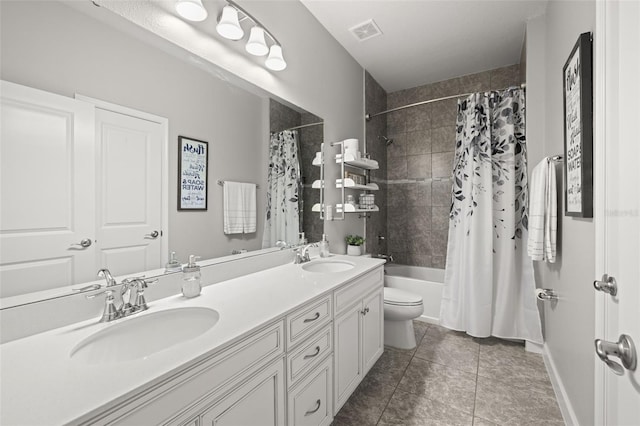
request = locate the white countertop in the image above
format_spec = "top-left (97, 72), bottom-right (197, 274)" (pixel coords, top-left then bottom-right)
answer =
top-left (0, 255), bottom-right (384, 425)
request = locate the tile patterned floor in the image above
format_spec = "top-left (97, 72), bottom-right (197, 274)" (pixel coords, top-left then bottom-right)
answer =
top-left (332, 321), bottom-right (564, 426)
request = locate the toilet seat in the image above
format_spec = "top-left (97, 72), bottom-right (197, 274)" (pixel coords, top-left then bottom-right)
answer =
top-left (383, 287), bottom-right (422, 306)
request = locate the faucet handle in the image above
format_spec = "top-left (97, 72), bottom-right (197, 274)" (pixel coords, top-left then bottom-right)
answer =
top-left (86, 288), bottom-right (115, 299)
top-left (86, 289), bottom-right (121, 322)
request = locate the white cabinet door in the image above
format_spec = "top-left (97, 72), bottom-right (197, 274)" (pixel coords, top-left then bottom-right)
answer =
top-left (94, 108), bottom-right (163, 274)
top-left (362, 289), bottom-right (384, 374)
top-left (201, 358), bottom-right (285, 426)
top-left (333, 302), bottom-right (362, 412)
top-left (0, 80), bottom-right (95, 297)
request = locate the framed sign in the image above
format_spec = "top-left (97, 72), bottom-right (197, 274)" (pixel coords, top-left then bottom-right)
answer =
top-left (178, 136), bottom-right (208, 210)
top-left (562, 32), bottom-right (593, 218)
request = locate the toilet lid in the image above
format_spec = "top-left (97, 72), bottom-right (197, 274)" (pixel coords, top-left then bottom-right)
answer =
top-left (384, 287), bottom-right (423, 306)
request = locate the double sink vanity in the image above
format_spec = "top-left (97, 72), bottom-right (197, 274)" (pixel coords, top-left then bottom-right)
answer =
top-left (0, 253), bottom-right (385, 425)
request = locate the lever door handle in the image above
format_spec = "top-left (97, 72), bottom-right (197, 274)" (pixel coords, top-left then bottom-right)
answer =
top-left (595, 334), bottom-right (637, 374)
top-left (70, 238), bottom-right (92, 248)
top-left (594, 274), bottom-right (617, 296)
top-left (145, 230), bottom-right (159, 239)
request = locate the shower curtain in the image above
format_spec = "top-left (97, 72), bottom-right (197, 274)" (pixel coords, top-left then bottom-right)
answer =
top-left (440, 88), bottom-right (543, 344)
top-left (262, 130), bottom-right (301, 248)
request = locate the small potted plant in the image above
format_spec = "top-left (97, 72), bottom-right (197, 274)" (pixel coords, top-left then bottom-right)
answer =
top-left (345, 235), bottom-right (365, 256)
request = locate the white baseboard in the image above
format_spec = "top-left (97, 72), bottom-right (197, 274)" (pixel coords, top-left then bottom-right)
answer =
top-left (525, 341), bottom-right (544, 354)
top-left (543, 343), bottom-right (579, 426)
top-left (418, 315), bottom-right (439, 325)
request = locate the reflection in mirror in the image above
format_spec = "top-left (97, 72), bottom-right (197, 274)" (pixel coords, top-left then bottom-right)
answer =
top-left (0, 0), bottom-right (323, 307)
top-left (268, 100), bottom-right (324, 246)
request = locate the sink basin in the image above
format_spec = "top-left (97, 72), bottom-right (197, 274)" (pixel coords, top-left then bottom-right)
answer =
top-left (70, 307), bottom-right (219, 364)
top-left (301, 260), bottom-right (355, 273)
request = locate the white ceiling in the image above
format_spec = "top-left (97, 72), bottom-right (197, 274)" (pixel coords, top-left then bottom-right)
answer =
top-left (300, 0), bottom-right (548, 92)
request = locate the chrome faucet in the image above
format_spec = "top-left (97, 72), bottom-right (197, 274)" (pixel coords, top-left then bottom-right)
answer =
top-left (294, 243), bottom-right (318, 264)
top-left (88, 269), bottom-right (157, 322)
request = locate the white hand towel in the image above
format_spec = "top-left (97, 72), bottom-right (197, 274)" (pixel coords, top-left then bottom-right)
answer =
top-left (223, 182), bottom-right (257, 234)
top-left (527, 158), bottom-right (557, 262)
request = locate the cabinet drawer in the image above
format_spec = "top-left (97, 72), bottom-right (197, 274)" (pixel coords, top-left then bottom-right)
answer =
top-left (287, 324), bottom-right (332, 387)
top-left (287, 295), bottom-right (331, 348)
top-left (333, 267), bottom-right (383, 314)
top-left (287, 357), bottom-right (333, 426)
top-left (102, 321), bottom-right (285, 426)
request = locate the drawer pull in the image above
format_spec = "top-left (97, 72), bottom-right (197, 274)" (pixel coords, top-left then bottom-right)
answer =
top-left (303, 312), bottom-right (320, 323)
top-left (303, 346), bottom-right (321, 360)
top-left (305, 399), bottom-right (322, 416)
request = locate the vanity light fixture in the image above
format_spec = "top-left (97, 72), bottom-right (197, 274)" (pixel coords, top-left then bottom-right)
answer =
top-left (175, 0), bottom-right (208, 22)
top-left (215, 0), bottom-right (287, 70)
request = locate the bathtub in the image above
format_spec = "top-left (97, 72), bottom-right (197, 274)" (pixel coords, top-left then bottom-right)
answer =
top-left (384, 264), bottom-right (444, 324)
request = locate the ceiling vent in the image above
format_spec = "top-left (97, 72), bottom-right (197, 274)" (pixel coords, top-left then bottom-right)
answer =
top-left (349, 19), bottom-right (382, 42)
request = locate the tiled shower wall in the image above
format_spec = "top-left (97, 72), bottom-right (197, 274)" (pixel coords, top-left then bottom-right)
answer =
top-left (364, 71), bottom-right (388, 256)
top-left (269, 99), bottom-right (323, 244)
top-left (384, 64), bottom-right (521, 268)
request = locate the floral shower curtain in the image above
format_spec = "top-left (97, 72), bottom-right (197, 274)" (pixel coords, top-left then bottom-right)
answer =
top-left (262, 130), bottom-right (301, 248)
top-left (440, 88), bottom-right (543, 344)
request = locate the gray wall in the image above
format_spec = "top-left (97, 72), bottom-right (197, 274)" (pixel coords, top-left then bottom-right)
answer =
top-left (1, 0), bottom-right (267, 262)
top-left (526, 2), bottom-right (596, 424)
top-left (385, 65), bottom-right (521, 268)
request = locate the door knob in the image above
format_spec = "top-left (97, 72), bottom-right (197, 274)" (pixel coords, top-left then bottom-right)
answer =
top-left (594, 274), bottom-right (617, 296)
top-left (145, 230), bottom-right (159, 239)
top-left (595, 334), bottom-right (637, 374)
top-left (70, 238), bottom-right (92, 248)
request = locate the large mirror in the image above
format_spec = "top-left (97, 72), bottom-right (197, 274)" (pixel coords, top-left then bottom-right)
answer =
top-left (0, 0), bottom-right (323, 305)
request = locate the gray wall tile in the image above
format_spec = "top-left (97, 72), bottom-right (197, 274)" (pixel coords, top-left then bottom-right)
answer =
top-left (407, 154), bottom-right (432, 179)
top-left (432, 152), bottom-right (455, 178)
top-left (406, 130), bottom-right (432, 155)
top-left (432, 126), bottom-right (456, 153)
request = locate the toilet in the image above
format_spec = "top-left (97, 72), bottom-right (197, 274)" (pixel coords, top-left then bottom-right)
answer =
top-left (383, 287), bottom-right (424, 350)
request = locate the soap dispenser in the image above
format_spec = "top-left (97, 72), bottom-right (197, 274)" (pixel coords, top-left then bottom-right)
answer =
top-left (319, 234), bottom-right (330, 258)
top-left (165, 251), bottom-right (182, 273)
top-left (182, 255), bottom-right (201, 298)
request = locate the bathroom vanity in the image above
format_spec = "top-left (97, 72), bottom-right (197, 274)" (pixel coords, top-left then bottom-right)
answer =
top-left (0, 255), bottom-right (384, 425)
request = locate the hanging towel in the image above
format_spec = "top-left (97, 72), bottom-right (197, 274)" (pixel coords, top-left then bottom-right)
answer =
top-left (527, 158), bottom-right (557, 262)
top-left (223, 181), bottom-right (257, 234)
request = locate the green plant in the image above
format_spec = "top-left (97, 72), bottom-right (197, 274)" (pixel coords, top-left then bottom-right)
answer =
top-left (345, 235), bottom-right (365, 246)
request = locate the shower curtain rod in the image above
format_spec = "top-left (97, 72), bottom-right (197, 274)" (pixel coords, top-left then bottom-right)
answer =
top-left (365, 83), bottom-right (527, 121)
top-left (273, 121), bottom-right (323, 133)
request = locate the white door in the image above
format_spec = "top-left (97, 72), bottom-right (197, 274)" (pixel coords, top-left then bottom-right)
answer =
top-left (94, 108), bottom-right (163, 275)
top-left (0, 81), bottom-right (95, 297)
top-left (595, 1), bottom-right (640, 424)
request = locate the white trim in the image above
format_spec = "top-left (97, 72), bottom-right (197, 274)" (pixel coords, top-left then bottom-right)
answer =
top-left (593, 1), bottom-right (609, 424)
top-left (543, 343), bottom-right (579, 426)
top-left (74, 94), bottom-right (170, 266)
top-left (525, 341), bottom-right (543, 354)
